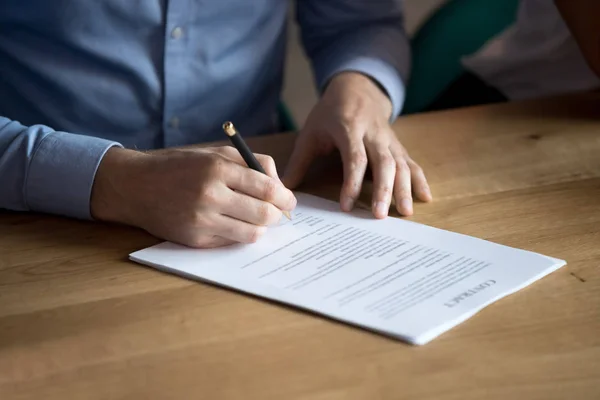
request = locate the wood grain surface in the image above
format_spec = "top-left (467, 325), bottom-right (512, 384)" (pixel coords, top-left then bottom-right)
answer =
top-left (1, 93), bottom-right (599, 399)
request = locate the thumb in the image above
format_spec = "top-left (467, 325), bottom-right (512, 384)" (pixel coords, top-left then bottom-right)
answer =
top-left (282, 133), bottom-right (318, 189)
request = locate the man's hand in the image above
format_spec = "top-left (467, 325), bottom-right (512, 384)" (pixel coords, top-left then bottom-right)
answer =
top-left (283, 72), bottom-right (432, 218)
top-left (90, 146), bottom-right (297, 248)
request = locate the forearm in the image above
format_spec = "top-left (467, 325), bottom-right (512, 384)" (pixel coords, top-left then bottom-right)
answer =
top-left (296, 0), bottom-right (410, 120)
top-left (0, 116), bottom-right (121, 218)
top-left (555, 0), bottom-right (600, 78)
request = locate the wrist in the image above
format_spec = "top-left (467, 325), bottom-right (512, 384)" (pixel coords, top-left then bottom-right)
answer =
top-left (326, 72), bottom-right (393, 120)
top-left (90, 147), bottom-right (146, 226)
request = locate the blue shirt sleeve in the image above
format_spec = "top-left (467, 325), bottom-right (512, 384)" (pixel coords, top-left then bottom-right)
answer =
top-left (296, 0), bottom-right (410, 120)
top-left (0, 117), bottom-right (122, 219)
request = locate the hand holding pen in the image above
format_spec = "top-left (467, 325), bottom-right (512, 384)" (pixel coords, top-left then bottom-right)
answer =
top-left (91, 126), bottom-right (296, 249)
top-left (223, 121), bottom-right (292, 220)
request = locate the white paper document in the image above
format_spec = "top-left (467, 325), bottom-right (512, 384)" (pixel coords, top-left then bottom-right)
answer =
top-left (129, 193), bottom-right (566, 345)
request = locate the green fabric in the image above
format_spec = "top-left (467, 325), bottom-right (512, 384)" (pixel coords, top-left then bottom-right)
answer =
top-left (402, 0), bottom-right (519, 115)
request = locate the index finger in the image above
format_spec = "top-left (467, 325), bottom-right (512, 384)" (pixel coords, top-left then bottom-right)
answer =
top-left (282, 133), bottom-right (319, 189)
top-left (225, 164), bottom-right (297, 212)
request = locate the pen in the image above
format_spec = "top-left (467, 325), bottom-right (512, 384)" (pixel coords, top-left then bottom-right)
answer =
top-left (222, 121), bottom-right (292, 220)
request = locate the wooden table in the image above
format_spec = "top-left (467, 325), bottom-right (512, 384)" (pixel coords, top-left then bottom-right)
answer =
top-left (1, 93), bottom-right (599, 399)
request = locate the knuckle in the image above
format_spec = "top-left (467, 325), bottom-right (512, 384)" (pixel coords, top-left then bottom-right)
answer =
top-left (340, 110), bottom-right (361, 128)
top-left (262, 179), bottom-right (278, 201)
top-left (379, 184), bottom-right (393, 197)
top-left (258, 154), bottom-right (276, 169)
top-left (259, 155), bottom-right (278, 178)
top-left (198, 184), bottom-right (218, 205)
top-left (397, 187), bottom-right (412, 199)
top-left (379, 153), bottom-right (395, 169)
top-left (350, 150), bottom-right (368, 168)
top-left (216, 145), bottom-right (235, 157)
top-left (342, 177), bottom-right (361, 194)
top-left (191, 212), bottom-right (212, 231)
top-left (257, 203), bottom-right (273, 225)
top-left (396, 161), bottom-right (410, 175)
top-left (206, 154), bottom-right (227, 177)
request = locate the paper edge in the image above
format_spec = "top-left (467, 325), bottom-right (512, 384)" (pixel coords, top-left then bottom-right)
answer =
top-left (127, 191), bottom-right (569, 346)
top-left (129, 254), bottom-right (421, 345)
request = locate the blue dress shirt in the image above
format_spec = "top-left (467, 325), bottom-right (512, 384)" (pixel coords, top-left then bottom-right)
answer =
top-left (0, 0), bottom-right (409, 220)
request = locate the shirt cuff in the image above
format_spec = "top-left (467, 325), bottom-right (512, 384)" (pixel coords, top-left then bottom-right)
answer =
top-left (25, 131), bottom-right (123, 220)
top-left (316, 56), bottom-right (406, 122)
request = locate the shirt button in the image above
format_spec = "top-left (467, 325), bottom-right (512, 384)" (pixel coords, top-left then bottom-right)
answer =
top-left (169, 116), bottom-right (179, 129)
top-left (171, 26), bottom-right (183, 39)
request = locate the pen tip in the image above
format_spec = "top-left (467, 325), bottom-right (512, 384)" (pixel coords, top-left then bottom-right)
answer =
top-left (283, 211), bottom-right (292, 220)
top-left (223, 121), bottom-right (236, 137)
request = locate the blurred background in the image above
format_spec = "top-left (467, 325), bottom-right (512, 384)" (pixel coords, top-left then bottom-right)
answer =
top-left (282, 0), bottom-right (446, 126)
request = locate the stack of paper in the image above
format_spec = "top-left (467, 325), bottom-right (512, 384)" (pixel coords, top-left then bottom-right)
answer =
top-left (130, 193), bottom-right (566, 345)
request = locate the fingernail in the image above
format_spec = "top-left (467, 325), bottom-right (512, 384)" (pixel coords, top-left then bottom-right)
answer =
top-left (341, 196), bottom-right (354, 211)
top-left (374, 202), bottom-right (388, 218)
top-left (400, 198), bottom-right (413, 215)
